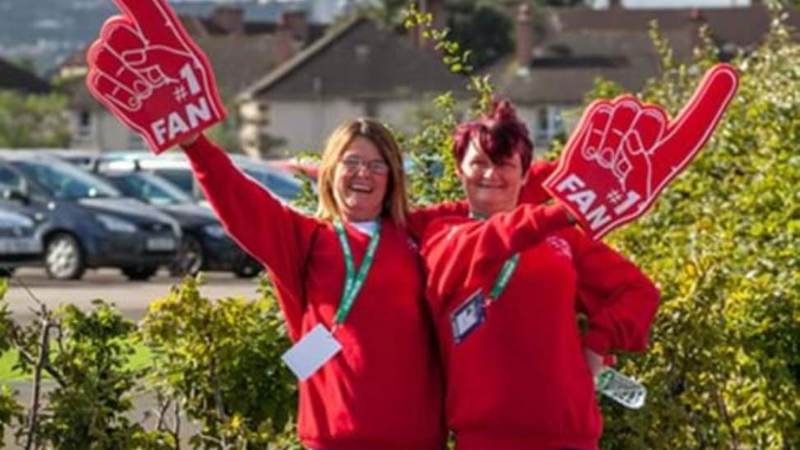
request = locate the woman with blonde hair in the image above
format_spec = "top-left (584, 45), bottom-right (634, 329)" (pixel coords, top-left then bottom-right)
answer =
top-left (179, 119), bottom-right (459, 450)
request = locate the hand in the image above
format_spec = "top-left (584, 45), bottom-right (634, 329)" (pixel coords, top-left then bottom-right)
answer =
top-left (86, 0), bottom-right (226, 154)
top-left (583, 347), bottom-right (605, 378)
top-left (544, 64), bottom-right (739, 239)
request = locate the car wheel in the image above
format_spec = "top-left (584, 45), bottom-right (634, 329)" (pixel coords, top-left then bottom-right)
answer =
top-left (45, 233), bottom-right (85, 280)
top-left (122, 266), bottom-right (159, 281)
top-left (172, 235), bottom-right (204, 276)
top-left (233, 258), bottom-right (261, 278)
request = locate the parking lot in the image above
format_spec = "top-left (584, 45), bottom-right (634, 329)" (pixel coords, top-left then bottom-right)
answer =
top-left (4, 267), bottom-right (263, 322)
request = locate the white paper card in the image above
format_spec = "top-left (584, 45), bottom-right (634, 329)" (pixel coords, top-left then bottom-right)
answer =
top-left (281, 324), bottom-right (342, 381)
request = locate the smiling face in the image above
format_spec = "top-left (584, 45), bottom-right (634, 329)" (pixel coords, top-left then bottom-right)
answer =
top-left (458, 140), bottom-right (528, 217)
top-left (332, 136), bottom-right (390, 222)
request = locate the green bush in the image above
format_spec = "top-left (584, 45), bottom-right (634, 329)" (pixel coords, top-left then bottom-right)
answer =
top-left (584, 19), bottom-right (799, 450)
top-left (139, 276), bottom-right (299, 449)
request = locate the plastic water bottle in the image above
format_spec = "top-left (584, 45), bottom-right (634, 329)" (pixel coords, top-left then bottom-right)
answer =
top-left (595, 367), bottom-right (647, 410)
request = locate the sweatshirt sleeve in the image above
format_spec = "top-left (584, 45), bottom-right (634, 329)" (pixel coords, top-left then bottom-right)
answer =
top-left (182, 135), bottom-right (314, 339)
top-left (407, 201), bottom-right (469, 241)
top-left (570, 231), bottom-right (661, 355)
top-left (423, 204), bottom-right (572, 302)
top-left (518, 160), bottom-right (556, 205)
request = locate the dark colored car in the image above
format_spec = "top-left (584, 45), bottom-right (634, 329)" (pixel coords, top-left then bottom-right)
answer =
top-left (98, 169), bottom-right (260, 277)
top-left (0, 207), bottom-right (44, 273)
top-left (0, 154), bottom-right (181, 281)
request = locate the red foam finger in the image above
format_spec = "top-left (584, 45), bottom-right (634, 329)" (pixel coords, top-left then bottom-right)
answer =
top-left (88, 70), bottom-right (141, 112)
top-left (101, 20), bottom-right (148, 65)
top-left (597, 98), bottom-right (640, 165)
top-left (577, 103), bottom-right (612, 161)
top-left (656, 64), bottom-right (739, 168)
top-left (630, 107), bottom-right (667, 153)
top-left (91, 46), bottom-right (151, 97)
top-left (111, 0), bottom-right (182, 49)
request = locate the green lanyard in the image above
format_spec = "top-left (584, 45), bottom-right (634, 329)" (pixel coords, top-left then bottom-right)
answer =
top-left (333, 220), bottom-right (382, 325)
top-left (470, 211), bottom-right (520, 302)
top-left (488, 253), bottom-right (520, 301)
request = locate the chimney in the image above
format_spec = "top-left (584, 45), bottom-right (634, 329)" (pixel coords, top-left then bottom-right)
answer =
top-left (179, 15), bottom-right (209, 37)
top-left (211, 6), bottom-right (244, 35)
top-left (275, 29), bottom-right (297, 63)
top-left (279, 10), bottom-right (310, 44)
top-left (516, 3), bottom-right (533, 74)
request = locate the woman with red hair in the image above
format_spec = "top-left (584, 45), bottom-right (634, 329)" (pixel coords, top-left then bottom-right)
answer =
top-left (420, 100), bottom-right (660, 450)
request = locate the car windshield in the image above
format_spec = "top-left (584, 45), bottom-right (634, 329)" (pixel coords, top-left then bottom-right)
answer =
top-left (106, 172), bottom-right (193, 206)
top-left (243, 166), bottom-right (303, 202)
top-left (150, 168), bottom-right (195, 195)
top-left (14, 159), bottom-right (121, 200)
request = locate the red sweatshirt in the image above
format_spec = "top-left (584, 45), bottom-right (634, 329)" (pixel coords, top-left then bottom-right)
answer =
top-left (183, 136), bottom-right (450, 450)
top-left (421, 206), bottom-right (660, 450)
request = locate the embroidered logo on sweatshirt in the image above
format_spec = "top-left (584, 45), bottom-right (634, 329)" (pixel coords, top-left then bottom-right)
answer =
top-left (546, 236), bottom-right (572, 260)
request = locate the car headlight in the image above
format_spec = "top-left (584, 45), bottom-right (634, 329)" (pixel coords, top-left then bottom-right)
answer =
top-left (96, 214), bottom-right (137, 233)
top-left (202, 224), bottom-right (227, 239)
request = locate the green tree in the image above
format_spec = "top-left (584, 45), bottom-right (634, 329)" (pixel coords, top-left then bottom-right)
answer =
top-left (0, 91), bottom-right (70, 148)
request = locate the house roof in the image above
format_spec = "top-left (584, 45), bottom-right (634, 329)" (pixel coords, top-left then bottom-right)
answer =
top-left (194, 34), bottom-right (283, 99)
top-left (550, 4), bottom-right (800, 49)
top-left (494, 27), bottom-right (695, 105)
top-left (0, 58), bottom-right (50, 94)
top-left (240, 17), bottom-right (468, 102)
top-left (496, 3), bottom-right (800, 106)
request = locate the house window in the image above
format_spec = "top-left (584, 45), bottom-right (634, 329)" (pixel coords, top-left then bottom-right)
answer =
top-left (532, 106), bottom-right (565, 146)
top-left (77, 110), bottom-right (92, 137)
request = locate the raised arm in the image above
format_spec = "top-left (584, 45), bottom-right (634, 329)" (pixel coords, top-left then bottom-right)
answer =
top-left (422, 203), bottom-right (572, 301)
top-left (570, 231), bottom-right (660, 355)
top-left (182, 134), bottom-right (315, 339)
top-left (407, 160), bottom-right (557, 240)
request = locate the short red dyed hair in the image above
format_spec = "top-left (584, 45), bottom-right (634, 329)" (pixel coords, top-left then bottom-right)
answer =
top-left (452, 100), bottom-right (533, 174)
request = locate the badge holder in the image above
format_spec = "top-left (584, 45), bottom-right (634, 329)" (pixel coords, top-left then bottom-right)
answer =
top-left (281, 324), bottom-right (342, 381)
top-left (450, 290), bottom-right (487, 344)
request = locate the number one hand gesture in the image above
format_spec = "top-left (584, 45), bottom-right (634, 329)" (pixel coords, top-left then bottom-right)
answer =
top-left (544, 64), bottom-right (739, 239)
top-left (86, 0), bottom-right (226, 154)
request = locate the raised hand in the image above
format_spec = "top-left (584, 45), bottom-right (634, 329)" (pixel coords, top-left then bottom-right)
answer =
top-left (86, 0), bottom-right (226, 153)
top-left (544, 64), bottom-right (739, 239)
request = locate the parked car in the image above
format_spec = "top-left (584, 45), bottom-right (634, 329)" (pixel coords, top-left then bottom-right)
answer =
top-left (0, 153), bottom-right (181, 281)
top-left (96, 169), bottom-right (261, 277)
top-left (88, 151), bottom-right (308, 207)
top-left (0, 207), bottom-right (44, 273)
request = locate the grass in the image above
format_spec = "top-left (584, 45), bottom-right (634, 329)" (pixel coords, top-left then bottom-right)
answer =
top-left (0, 340), bottom-right (153, 383)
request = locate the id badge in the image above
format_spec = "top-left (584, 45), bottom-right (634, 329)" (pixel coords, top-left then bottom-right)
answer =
top-left (450, 289), bottom-right (486, 344)
top-left (281, 324), bottom-right (342, 381)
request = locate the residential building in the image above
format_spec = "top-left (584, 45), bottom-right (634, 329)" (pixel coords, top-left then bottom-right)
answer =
top-left (237, 14), bottom-right (466, 157)
top-left (58, 6), bottom-right (325, 152)
top-left (492, 2), bottom-right (800, 151)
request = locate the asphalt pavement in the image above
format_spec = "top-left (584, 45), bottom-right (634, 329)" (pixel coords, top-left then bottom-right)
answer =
top-left (4, 267), bottom-right (263, 322)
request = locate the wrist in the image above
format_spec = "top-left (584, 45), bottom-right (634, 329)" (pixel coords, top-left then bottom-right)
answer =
top-left (179, 133), bottom-right (201, 148)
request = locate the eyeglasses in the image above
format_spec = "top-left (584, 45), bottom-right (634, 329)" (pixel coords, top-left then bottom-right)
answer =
top-left (339, 157), bottom-right (390, 175)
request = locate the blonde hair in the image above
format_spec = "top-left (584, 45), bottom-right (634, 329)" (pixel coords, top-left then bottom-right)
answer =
top-left (316, 118), bottom-right (408, 227)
